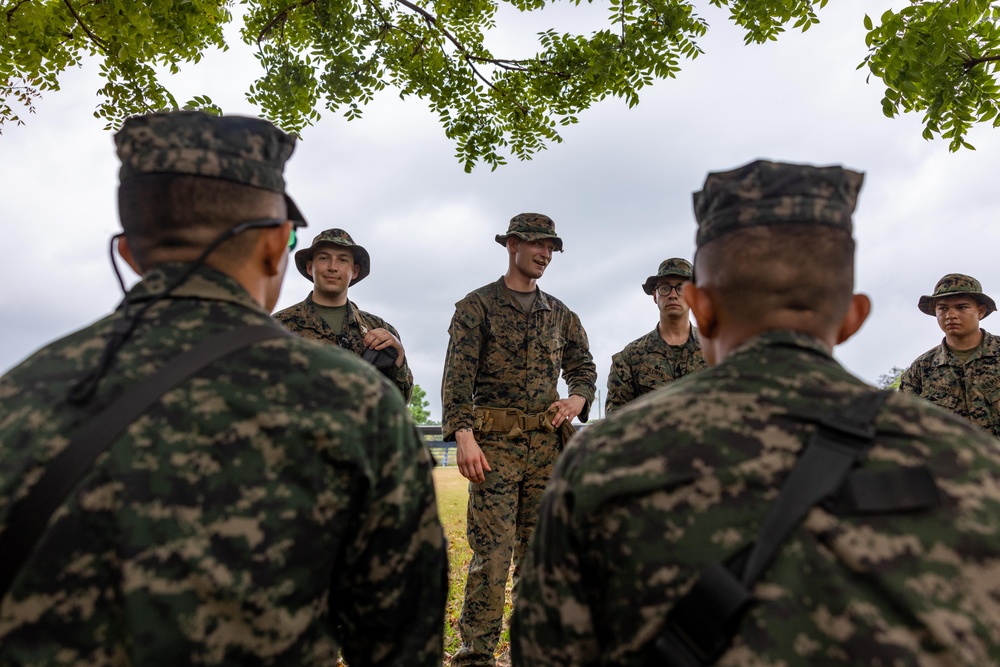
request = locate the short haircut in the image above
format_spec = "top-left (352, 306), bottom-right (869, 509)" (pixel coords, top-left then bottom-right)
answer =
top-left (118, 174), bottom-right (285, 267)
top-left (695, 224), bottom-right (856, 330)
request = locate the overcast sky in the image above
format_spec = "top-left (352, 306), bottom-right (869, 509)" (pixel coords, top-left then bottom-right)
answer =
top-left (1, 0), bottom-right (997, 421)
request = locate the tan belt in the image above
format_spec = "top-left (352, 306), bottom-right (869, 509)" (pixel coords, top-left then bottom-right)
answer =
top-left (473, 406), bottom-right (557, 438)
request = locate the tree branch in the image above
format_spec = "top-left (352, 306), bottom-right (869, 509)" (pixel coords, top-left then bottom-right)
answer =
top-left (393, 0), bottom-right (521, 111)
top-left (963, 53), bottom-right (1000, 69)
top-left (62, 0), bottom-right (107, 53)
top-left (257, 0), bottom-right (317, 45)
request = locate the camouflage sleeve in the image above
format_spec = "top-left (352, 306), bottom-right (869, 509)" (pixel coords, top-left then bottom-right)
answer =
top-left (336, 384), bottom-right (448, 667)
top-left (561, 312), bottom-right (597, 421)
top-left (510, 453), bottom-right (601, 667)
top-left (898, 364), bottom-right (921, 396)
top-left (605, 350), bottom-right (634, 415)
top-left (441, 298), bottom-right (483, 441)
top-left (384, 321), bottom-right (415, 404)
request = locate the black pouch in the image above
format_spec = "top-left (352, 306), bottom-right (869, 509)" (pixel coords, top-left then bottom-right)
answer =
top-left (362, 345), bottom-right (398, 371)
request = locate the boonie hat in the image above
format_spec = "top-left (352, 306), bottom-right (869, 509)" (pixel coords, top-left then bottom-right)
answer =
top-left (692, 159), bottom-right (863, 248)
top-left (642, 258), bottom-right (693, 295)
top-left (495, 213), bottom-right (564, 252)
top-left (115, 110), bottom-right (307, 225)
top-left (295, 228), bottom-right (371, 285)
top-left (918, 273), bottom-right (996, 318)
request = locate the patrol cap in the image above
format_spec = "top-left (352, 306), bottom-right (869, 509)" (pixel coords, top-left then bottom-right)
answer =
top-left (495, 213), bottom-right (564, 252)
top-left (295, 228), bottom-right (371, 286)
top-left (114, 110), bottom-right (307, 225)
top-left (692, 159), bottom-right (863, 248)
top-left (918, 273), bottom-right (996, 318)
top-left (642, 258), bottom-right (693, 295)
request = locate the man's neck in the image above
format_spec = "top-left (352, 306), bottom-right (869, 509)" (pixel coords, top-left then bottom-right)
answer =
top-left (503, 271), bottom-right (536, 293)
top-left (312, 288), bottom-right (349, 307)
top-left (659, 315), bottom-right (691, 346)
top-left (946, 328), bottom-right (983, 352)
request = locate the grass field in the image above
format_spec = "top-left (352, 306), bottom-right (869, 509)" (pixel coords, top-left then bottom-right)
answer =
top-left (433, 466), bottom-right (514, 667)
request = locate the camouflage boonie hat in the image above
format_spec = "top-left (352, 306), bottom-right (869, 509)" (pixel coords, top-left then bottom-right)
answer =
top-left (692, 159), bottom-right (863, 248)
top-left (495, 213), bottom-right (564, 252)
top-left (918, 273), bottom-right (996, 318)
top-left (295, 228), bottom-right (371, 286)
top-left (642, 258), bottom-right (693, 295)
top-left (115, 110), bottom-right (307, 225)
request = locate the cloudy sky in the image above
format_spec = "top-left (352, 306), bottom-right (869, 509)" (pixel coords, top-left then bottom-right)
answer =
top-left (1, 0), bottom-right (997, 421)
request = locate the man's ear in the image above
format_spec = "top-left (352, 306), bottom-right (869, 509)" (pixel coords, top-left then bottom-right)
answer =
top-left (116, 235), bottom-right (143, 275)
top-left (835, 293), bottom-right (872, 345)
top-left (260, 223), bottom-right (291, 277)
top-left (352, 263), bottom-right (360, 280)
top-left (684, 283), bottom-right (717, 339)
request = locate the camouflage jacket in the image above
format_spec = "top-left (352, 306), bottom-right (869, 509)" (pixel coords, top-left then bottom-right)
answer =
top-left (273, 293), bottom-right (414, 402)
top-left (0, 264), bottom-right (446, 667)
top-left (605, 325), bottom-right (706, 414)
top-left (899, 329), bottom-right (1000, 438)
top-left (442, 277), bottom-right (597, 441)
top-left (511, 330), bottom-right (1000, 666)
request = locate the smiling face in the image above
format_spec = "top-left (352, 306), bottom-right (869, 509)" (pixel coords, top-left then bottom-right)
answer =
top-left (935, 295), bottom-right (986, 344)
top-left (307, 245), bottom-right (359, 305)
top-left (510, 237), bottom-right (557, 281)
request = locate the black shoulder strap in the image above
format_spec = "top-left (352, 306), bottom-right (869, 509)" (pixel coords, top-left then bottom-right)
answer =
top-left (0, 324), bottom-right (292, 602)
top-left (650, 390), bottom-right (939, 666)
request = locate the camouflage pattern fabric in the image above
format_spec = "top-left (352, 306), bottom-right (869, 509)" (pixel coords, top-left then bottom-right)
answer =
top-left (605, 326), bottom-right (706, 414)
top-left (0, 264), bottom-right (446, 667)
top-left (511, 330), bottom-right (1000, 666)
top-left (442, 278), bottom-right (596, 439)
top-left (443, 277), bottom-right (596, 666)
top-left (899, 329), bottom-right (1000, 437)
top-left (116, 111), bottom-right (295, 193)
top-left (274, 293), bottom-right (414, 402)
top-left (693, 159), bottom-right (863, 246)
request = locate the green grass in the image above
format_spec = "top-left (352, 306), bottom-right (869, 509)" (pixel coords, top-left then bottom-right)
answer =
top-left (433, 467), bottom-right (513, 667)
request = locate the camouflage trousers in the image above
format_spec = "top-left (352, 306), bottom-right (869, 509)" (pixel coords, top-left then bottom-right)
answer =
top-left (451, 429), bottom-right (561, 667)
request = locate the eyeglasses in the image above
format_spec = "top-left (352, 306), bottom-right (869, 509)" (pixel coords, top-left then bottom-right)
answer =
top-left (655, 283), bottom-right (684, 296)
top-left (228, 218), bottom-right (300, 252)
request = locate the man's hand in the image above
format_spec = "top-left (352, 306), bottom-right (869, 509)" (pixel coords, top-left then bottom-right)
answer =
top-left (456, 429), bottom-right (491, 484)
top-left (548, 395), bottom-right (585, 428)
top-left (364, 327), bottom-right (405, 367)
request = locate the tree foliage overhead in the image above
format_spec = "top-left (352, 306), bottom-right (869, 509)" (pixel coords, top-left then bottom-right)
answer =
top-left (1, 0), bottom-right (998, 169)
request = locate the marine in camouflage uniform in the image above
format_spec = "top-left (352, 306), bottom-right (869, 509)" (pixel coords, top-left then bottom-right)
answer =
top-left (511, 160), bottom-right (1000, 666)
top-left (605, 258), bottom-right (706, 414)
top-left (443, 213), bottom-right (597, 667)
top-left (0, 111), bottom-right (447, 667)
top-left (273, 228), bottom-right (414, 402)
top-left (899, 274), bottom-right (1000, 438)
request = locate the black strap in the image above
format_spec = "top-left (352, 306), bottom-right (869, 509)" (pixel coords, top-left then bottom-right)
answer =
top-left (651, 390), bottom-right (940, 666)
top-left (0, 324), bottom-right (292, 602)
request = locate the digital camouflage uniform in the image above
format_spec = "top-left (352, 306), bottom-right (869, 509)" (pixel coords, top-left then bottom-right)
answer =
top-left (606, 258), bottom-right (706, 415)
top-left (899, 274), bottom-right (1000, 438)
top-left (605, 328), bottom-right (706, 414)
top-left (900, 331), bottom-right (1000, 438)
top-left (511, 160), bottom-right (1000, 666)
top-left (512, 330), bottom-right (1000, 666)
top-left (274, 294), bottom-right (414, 402)
top-left (0, 111), bottom-right (447, 667)
top-left (275, 228), bottom-right (415, 402)
top-left (443, 214), bottom-right (596, 667)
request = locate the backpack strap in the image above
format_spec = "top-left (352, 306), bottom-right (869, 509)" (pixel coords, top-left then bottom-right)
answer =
top-left (650, 390), bottom-right (939, 666)
top-left (0, 323), bottom-right (293, 603)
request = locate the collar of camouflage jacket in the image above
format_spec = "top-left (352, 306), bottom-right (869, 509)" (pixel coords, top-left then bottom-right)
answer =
top-left (493, 276), bottom-right (552, 312)
top-left (932, 329), bottom-right (1000, 366)
top-left (125, 263), bottom-right (269, 315)
top-left (728, 329), bottom-right (833, 363)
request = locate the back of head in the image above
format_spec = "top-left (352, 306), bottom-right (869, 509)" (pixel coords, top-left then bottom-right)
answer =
top-left (114, 111), bottom-right (303, 269)
top-left (692, 160), bottom-right (863, 336)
